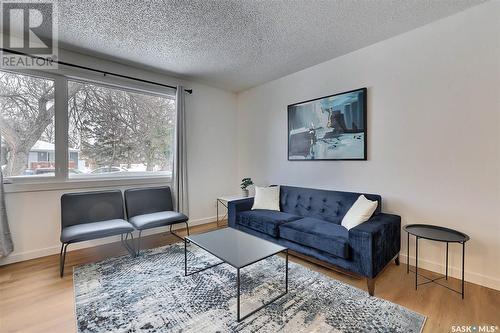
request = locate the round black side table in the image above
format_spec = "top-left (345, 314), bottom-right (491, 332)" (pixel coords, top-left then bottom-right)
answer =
top-left (404, 224), bottom-right (470, 299)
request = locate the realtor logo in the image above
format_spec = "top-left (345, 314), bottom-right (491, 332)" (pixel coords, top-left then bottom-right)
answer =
top-left (1, 0), bottom-right (58, 68)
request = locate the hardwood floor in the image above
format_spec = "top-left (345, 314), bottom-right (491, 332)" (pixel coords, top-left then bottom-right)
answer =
top-left (1, 222), bottom-right (499, 333)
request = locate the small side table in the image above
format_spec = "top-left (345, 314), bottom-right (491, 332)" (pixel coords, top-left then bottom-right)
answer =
top-left (216, 195), bottom-right (253, 226)
top-left (404, 224), bottom-right (470, 299)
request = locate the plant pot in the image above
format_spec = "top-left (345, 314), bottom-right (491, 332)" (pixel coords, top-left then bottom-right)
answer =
top-left (242, 188), bottom-right (249, 197)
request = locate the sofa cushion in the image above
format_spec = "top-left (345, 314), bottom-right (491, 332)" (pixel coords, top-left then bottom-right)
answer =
top-left (279, 217), bottom-right (350, 258)
top-left (61, 219), bottom-right (134, 243)
top-left (252, 186), bottom-right (280, 211)
top-left (129, 211), bottom-right (188, 230)
top-left (341, 195), bottom-right (378, 230)
top-left (237, 210), bottom-right (301, 237)
top-left (279, 185), bottom-right (381, 224)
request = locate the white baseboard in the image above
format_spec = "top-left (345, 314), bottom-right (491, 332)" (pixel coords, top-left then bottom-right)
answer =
top-left (0, 216), bottom-right (218, 266)
top-left (400, 254), bottom-right (500, 291)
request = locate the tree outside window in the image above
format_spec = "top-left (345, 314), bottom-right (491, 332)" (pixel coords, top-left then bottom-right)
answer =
top-left (68, 80), bottom-right (175, 178)
top-left (0, 70), bottom-right (175, 180)
top-left (0, 71), bottom-right (55, 177)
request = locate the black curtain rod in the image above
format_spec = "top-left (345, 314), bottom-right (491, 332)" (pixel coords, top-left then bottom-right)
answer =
top-left (1, 48), bottom-right (192, 94)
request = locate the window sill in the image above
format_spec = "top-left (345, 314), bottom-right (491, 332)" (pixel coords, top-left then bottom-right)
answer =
top-left (3, 176), bottom-right (173, 193)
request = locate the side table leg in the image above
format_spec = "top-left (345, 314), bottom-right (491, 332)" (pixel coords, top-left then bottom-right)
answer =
top-left (407, 232), bottom-right (410, 274)
top-left (415, 236), bottom-right (418, 290)
top-left (462, 242), bottom-right (465, 299)
top-left (216, 199), bottom-right (219, 226)
top-left (445, 242), bottom-right (449, 280)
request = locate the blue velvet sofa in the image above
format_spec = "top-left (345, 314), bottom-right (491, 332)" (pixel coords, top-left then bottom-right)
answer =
top-left (228, 185), bottom-right (401, 295)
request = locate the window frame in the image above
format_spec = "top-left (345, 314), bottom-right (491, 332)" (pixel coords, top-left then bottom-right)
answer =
top-left (1, 68), bottom-right (176, 193)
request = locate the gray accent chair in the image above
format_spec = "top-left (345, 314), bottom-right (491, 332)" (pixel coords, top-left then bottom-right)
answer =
top-left (60, 190), bottom-right (135, 277)
top-left (124, 186), bottom-right (189, 255)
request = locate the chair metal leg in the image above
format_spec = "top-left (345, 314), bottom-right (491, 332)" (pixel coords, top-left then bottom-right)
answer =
top-left (121, 232), bottom-right (136, 257)
top-left (59, 243), bottom-right (64, 277)
top-left (169, 221), bottom-right (190, 240)
top-left (60, 243), bottom-right (68, 278)
top-left (136, 230), bottom-right (143, 256)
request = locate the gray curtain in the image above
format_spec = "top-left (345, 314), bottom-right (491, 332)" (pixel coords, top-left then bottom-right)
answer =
top-left (174, 85), bottom-right (189, 215)
top-left (0, 161), bottom-right (13, 257)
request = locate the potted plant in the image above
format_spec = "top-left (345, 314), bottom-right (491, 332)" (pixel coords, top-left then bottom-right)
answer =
top-left (240, 177), bottom-right (254, 197)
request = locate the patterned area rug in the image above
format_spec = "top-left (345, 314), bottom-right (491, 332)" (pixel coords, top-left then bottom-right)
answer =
top-left (73, 243), bottom-right (426, 332)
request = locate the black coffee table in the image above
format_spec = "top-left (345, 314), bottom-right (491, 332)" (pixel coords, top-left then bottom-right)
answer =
top-left (184, 228), bottom-right (288, 321)
top-left (404, 224), bottom-right (470, 299)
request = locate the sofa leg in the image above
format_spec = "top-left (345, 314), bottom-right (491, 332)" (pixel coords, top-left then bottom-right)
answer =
top-left (367, 278), bottom-right (375, 296)
top-left (395, 255), bottom-right (400, 266)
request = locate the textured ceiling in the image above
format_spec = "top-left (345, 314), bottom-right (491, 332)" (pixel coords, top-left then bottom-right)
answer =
top-left (50, 0), bottom-right (486, 92)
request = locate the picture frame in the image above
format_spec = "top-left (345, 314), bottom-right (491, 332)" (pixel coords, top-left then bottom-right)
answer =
top-left (287, 87), bottom-right (367, 161)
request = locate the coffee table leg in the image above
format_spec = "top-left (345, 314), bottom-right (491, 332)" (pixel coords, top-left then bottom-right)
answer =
top-left (237, 268), bottom-right (241, 321)
top-left (285, 250), bottom-right (289, 293)
top-left (415, 236), bottom-right (418, 290)
top-left (184, 238), bottom-right (187, 276)
top-left (237, 250), bottom-right (289, 322)
top-left (184, 241), bottom-right (224, 277)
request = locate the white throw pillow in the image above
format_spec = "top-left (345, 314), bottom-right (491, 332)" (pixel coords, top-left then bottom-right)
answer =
top-left (341, 195), bottom-right (378, 230)
top-left (251, 186), bottom-right (280, 211)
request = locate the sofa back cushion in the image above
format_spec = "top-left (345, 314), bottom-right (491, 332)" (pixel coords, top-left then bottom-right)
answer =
top-left (279, 185), bottom-right (381, 224)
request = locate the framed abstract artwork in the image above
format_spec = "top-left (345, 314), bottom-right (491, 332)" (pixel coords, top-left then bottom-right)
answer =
top-left (287, 88), bottom-right (367, 160)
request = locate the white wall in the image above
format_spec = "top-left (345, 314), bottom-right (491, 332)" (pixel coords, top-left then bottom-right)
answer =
top-left (237, 2), bottom-right (500, 290)
top-left (1, 48), bottom-right (239, 265)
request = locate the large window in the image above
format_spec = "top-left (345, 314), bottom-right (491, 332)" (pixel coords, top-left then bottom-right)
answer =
top-left (0, 70), bottom-right (175, 183)
top-left (67, 80), bottom-right (175, 178)
top-left (0, 71), bottom-right (56, 178)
